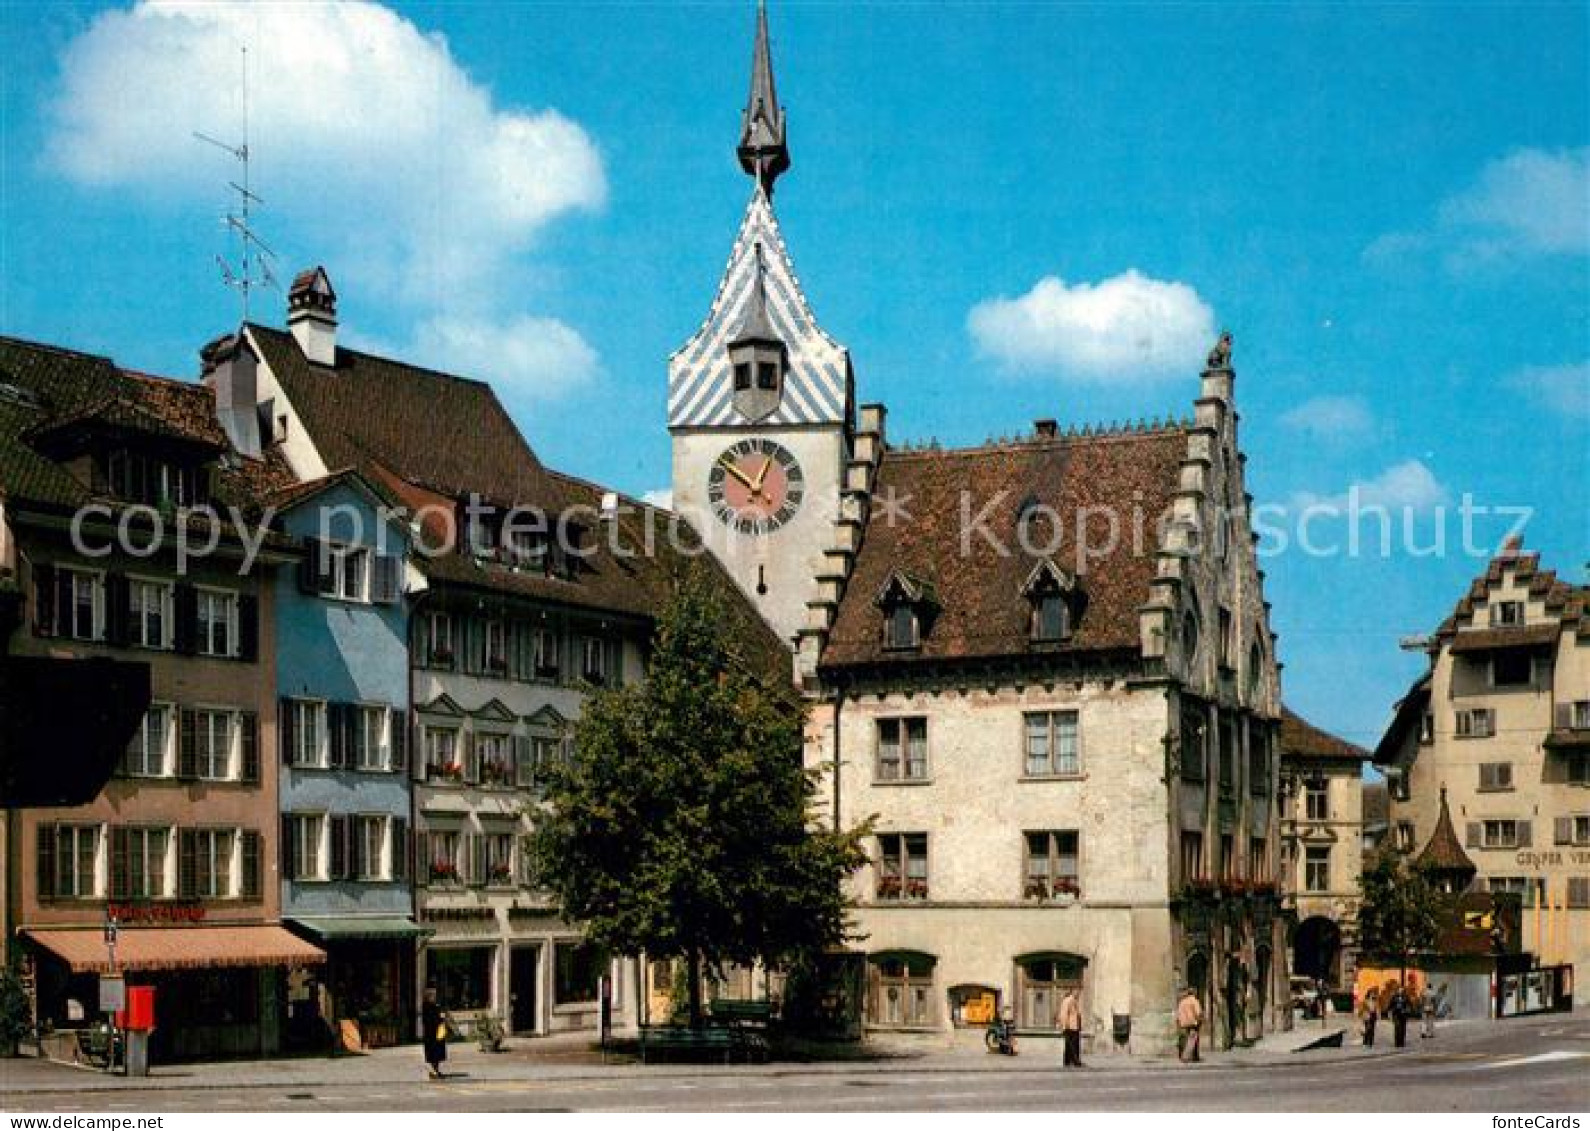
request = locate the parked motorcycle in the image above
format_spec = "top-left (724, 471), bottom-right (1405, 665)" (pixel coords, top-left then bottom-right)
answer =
top-left (985, 1015), bottom-right (1017, 1055)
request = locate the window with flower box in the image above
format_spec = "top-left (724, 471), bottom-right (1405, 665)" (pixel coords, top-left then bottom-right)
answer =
top-left (427, 830), bottom-right (461, 884)
top-left (476, 733), bottom-right (512, 787)
top-left (486, 833), bottom-right (516, 886)
top-left (875, 833), bottom-right (928, 901)
top-left (425, 727), bottom-right (462, 782)
top-left (424, 612), bottom-right (455, 668)
top-left (1023, 830), bottom-right (1080, 900)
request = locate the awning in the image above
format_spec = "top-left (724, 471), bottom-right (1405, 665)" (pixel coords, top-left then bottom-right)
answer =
top-left (25, 926), bottom-right (326, 974)
top-left (1448, 624), bottom-right (1560, 653)
top-left (288, 917), bottom-right (433, 942)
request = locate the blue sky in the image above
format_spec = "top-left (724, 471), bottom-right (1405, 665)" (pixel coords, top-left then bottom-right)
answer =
top-left (2, 2), bottom-right (1586, 752)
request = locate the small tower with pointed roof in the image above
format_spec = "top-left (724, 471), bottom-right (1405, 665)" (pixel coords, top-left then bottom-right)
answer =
top-left (1413, 787), bottom-right (1478, 895)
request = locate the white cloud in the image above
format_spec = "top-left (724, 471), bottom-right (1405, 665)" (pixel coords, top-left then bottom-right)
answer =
top-left (1279, 395), bottom-right (1376, 441)
top-left (640, 488), bottom-right (674, 510)
top-left (1505, 362), bottom-right (1590, 419)
top-left (1290, 459), bottom-right (1449, 513)
top-left (410, 315), bottom-right (600, 401)
top-left (1368, 147), bottom-right (1588, 268)
top-left (967, 270), bottom-right (1216, 380)
top-left (45, 1), bottom-right (605, 397)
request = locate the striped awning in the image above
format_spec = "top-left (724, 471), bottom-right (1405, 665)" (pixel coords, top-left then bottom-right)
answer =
top-left (24, 926), bottom-right (326, 974)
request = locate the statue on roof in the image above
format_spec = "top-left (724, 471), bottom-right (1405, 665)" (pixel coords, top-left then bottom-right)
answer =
top-left (1206, 331), bottom-right (1233, 371)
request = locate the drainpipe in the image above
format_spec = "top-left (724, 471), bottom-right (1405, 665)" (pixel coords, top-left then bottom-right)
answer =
top-left (830, 680), bottom-right (844, 830)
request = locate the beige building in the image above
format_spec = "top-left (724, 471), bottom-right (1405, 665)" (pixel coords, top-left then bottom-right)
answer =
top-left (1375, 540), bottom-right (1590, 981)
top-left (1278, 708), bottom-right (1370, 989)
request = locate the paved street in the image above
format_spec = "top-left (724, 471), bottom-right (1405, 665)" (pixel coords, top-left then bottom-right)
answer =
top-left (3, 1011), bottom-right (1587, 1112)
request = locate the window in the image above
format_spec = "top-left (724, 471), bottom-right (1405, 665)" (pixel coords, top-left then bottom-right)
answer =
top-left (426, 727), bottom-right (461, 781)
top-left (1180, 709), bottom-right (1206, 781)
top-left (1304, 846), bottom-right (1330, 893)
top-left (291, 815), bottom-right (326, 881)
top-left (1024, 710), bottom-right (1080, 777)
top-left (128, 578), bottom-right (171, 649)
top-left (1015, 955), bottom-right (1083, 1031)
top-left (1490, 600), bottom-right (1524, 626)
top-left (876, 717), bottom-right (928, 782)
top-left (524, 733), bottom-right (567, 789)
top-left (1247, 641), bottom-right (1264, 699)
top-left (482, 620), bottom-right (508, 673)
top-left (125, 827), bottom-right (171, 899)
top-left (429, 946), bottom-right (493, 1011)
top-left (532, 627), bottom-right (560, 676)
top-left (1488, 876), bottom-right (1544, 905)
top-left (1478, 762), bottom-right (1514, 792)
top-left (554, 940), bottom-right (607, 1005)
top-left (354, 816), bottom-right (389, 881)
top-left (1492, 651), bottom-right (1533, 687)
top-left (194, 709), bottom-right (235, 780)
top-left (1218, 607), bottom-right (1235, 669)
top-left (1180, 831), bottom-right (1205, 883)
top-left (871, 953), bottom-right (935, 1027)
top-left (1568, 753), bottom-right (1590, 786)
top-left (1571, 701), bottom-right (1590, 730)
top-left (1419, 712), bottom-right (1435, 744)
top-left (733, 362), bottom-right (752, 391)
top-left (884, 604), bottom-right (918, 650)
top-left (330, 545), bottom-right (369, 602)
top-left (1217, 718), bottom-right (1237, 797)
top-left (428, 830), bottom-right (461, 883)
top-left (581, 636), bottom-right (611, 684)
top-left (1304, 780), bottom-right (1328, 821)
top-left (1023, 831), bottom-right (1080, 899)
top-left (288, 700), bottom-right (326, 768)
top-left (1482, 819), bottom-right (1520, 848)
top-left (62, 568), bottom-right (104, 641)
top-left (192, 829), bottom-right (235, 898)
top-left (105, 450), bottom-right (201, 508)
top-left (477, 733), bottom-right (512, 787)
top-left (486, 833), bottom-right (515, 886)
top-left (54, 825), bottom-right (103, 899)
top-left (124, 704), bottom-right (172, 777)
top-left (425, 612), bottom-right (455, 666)
top-left (1032, 593), bottom-right (1068, 642)
top-left (1219, 833), bottom-right (1237, 881)
top-left (756, 361), bottom-right (779, 390)
top-left (354, 706), bottom-right (389, 771)
top-left (1248, 730), bottom-right (1270, 797)
top-left (876, 833), bottom-right (928, 900)
top-left (1456, 709), bottom-right (1496, 738)
top-left (503, 527), bottom-right (547, 571)
top-left (1396, 821), bottom-right (1416, 853)
top-left (1248, 837), bottom-right (1268, 883)
top-left (1182, 610), bottom-right (1199, 661)
top-left (195, 588), bottom-right (237, 657)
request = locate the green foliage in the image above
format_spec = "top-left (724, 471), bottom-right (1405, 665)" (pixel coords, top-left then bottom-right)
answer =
top-left (529, 568), bottom-right (870, 1020)
top-left (1358, 850), bottom-right (1442, 971)
top-left (0, 966), bottom-right (30, 1051)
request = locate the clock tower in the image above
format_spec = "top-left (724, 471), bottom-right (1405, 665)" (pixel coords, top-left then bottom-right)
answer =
top-left (670, 0), bottom-right (854, 648)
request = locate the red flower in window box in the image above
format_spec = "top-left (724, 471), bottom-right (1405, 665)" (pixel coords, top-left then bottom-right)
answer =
top-left (429, 860), bottom-right (459, 882)
top-left (488, 862), bottom-right (513, 884)
top-left (430, 647), bottom-right (455, 665)
top-left (876, 876), bottom-right (902, 899)
top-left (1052, 877), bottom-right (1081, 898)
top-left (904, 878), bottom-right (929, 900)
top-left (1024, 879), bottom-right (1050, 901)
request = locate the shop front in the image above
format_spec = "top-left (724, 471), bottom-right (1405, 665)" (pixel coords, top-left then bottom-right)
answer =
top-left (23, 924), bottom-right (325, 1062)
top-left (284, 918), bottom-right (428, 1050)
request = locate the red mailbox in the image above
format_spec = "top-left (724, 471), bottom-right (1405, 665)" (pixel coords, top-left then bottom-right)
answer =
top-left (118, 985), bottom-right (156, 1032)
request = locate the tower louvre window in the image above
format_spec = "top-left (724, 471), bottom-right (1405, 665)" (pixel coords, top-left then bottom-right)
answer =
top-left (733, 362), bottom-right (753, 391)
top-left (756, 361), bottom-right (779, 390)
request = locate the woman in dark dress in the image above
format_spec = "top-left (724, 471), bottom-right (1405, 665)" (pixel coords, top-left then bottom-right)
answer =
top-left (421, 987), bottom-right (448, 1079)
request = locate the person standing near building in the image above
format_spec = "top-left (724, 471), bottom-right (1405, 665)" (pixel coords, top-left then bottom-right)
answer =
top-left (421, 987), bottom-right (449, 1080)
top-left (1420, 986), bottom-right (1437, 1039)
top-left (1059, 989), bottom-right (1084, 1068)
top-left (1176, 987), bottom-right (1203, 1063)
top-left (1389, 983), bottom-right (1411, 1048)
top-left (1360, 988), bottom-right (1379, 1047)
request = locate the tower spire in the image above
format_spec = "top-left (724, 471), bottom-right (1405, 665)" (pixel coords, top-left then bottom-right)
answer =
top-left (737, 0), bottom-right (790, 195)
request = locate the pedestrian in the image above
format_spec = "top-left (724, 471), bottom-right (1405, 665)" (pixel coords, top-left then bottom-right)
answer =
top-left (1360, 988), bottom-right (1378, 1048)
top-left (1390, 983), bottom-right (1410, 1048)
top-left (421, 986), bottom-right (449, 1080)
top-left (1420, 985), bottom-right (1437, 1039)
top-left (1059, 988), bottom-right (1083, 1068)
top-left (1175, 986), bottom-right (1203, 1063)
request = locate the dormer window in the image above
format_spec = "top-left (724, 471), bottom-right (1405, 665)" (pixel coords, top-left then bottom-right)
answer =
top-left (1033, 594), bottom-right (1068, 642)
top-left (876, 570), bottom-right (939, 653)
top-left (1490, 600), bottom-right (1524, 627)
top-left (726, 243), bottom-right (786, 423)
top-left (1021, 560), bottom-right (1080, 644)
top-left (103, 449), bottom-right (205, 509)
top-left (734, 363), bottom-right (753, 392)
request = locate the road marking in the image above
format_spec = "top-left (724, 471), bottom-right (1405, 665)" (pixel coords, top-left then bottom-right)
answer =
top-left (1472, 1050), bottom-right (1589, 1069)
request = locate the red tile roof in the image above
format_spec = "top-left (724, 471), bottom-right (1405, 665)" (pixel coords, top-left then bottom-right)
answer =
top-left (1279, 706), bottom-right (1369, 763)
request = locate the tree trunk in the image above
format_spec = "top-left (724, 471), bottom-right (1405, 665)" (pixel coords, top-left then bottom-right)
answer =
top-left (687, 948), bottom-right (704, 1030)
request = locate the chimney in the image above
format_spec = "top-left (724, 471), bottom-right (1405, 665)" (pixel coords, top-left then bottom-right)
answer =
top-left (202, 331), bottom-right (262, 458)
top-left (287, 265), bottom-right (338, 367)
top-left (1034, 419), bottom-right (1058, 440)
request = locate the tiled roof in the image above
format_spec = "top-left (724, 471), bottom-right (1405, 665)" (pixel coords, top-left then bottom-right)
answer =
top-left (1372, 672), bottom-right (1432, 767)
top-left (1447, 623), bottom-right (1562, 653)
top-left (1414, 788), bottom-right (1477, 879)
top-left (1434, 541), bottom-right (1590, 642)
top-left (247, 324), bottom-right (567, 511)
top-left (821, 425), bottom-right (1190, 668)
top-left (1279, 706), bottom-right (1369, 763)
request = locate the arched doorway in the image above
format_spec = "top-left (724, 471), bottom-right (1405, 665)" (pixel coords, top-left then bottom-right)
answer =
top-left (1293, 916), bottom-right (1342, 985)
top-left (1224, 955), bottom-right (1248, 1048)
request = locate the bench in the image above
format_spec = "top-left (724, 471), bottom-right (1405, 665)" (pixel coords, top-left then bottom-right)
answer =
top-left (638, 1024), bottom-right (736, 1064)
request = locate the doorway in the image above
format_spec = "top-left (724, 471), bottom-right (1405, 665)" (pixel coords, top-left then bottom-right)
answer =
top-left (509, 946), bottom-right (540, 1034)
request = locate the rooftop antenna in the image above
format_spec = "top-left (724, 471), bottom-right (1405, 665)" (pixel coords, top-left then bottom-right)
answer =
top-left (195, 46), bottom-right (275, 322)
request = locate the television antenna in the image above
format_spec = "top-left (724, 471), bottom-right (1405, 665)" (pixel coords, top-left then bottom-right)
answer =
top-left (195, 46), bottom-right (276, 322)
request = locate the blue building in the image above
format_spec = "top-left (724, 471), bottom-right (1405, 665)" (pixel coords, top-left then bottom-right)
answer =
top-left (273, 470), bottom-right (425, 1049)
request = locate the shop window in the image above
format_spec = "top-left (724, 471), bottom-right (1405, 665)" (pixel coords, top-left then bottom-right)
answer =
top-left (554, 940), bottom-right (607, 1006)
top-left (869, 952), bottom-right (936, 1027)
top-left (1014, 953), bottom-right (1084, 1031)
top-left (429, 946), bottom-right (493, 1011)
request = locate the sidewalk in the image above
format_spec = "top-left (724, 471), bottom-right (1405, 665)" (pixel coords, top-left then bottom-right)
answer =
top-left (0, 1020), bottom-right (1433, 1097)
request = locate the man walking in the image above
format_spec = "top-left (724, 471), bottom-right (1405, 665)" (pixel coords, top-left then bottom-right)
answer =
top-left (1059, 988), bottom-right (1083, 1068)
top-left (1176, 987), bottom-right (1203, 1063)
top-left (1390, 983), bottom-right (1411, 1048)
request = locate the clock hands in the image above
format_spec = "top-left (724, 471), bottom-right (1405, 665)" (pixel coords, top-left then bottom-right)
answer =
top-left (751, 455), bottom-right (774, 493)
top-left (718, 456), bottom-right (772, 505)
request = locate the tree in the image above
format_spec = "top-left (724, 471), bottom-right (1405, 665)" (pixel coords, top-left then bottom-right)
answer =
top-left (0, 965), bottom-right (30, 1056)
top-left (529, 568), bottom-right (870, 1027)
top-left (1357, 850), bottom-right (1442, 983)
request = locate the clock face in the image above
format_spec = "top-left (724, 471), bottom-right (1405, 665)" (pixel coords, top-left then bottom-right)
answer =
top-left (707, 438), bottom-right (805, 534)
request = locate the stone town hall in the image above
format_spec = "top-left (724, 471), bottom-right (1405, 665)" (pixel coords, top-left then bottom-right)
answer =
top-left (675, 5), bottom-right (1286, 1054)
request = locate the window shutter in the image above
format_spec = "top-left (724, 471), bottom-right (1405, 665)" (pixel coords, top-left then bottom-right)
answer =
top-left (1465, 822), bottom-right (1482, 848)
top-left (1555, 703), bottom-right (1573, 730)
top-left (1516, 820), bottom-right (1532, 848)
top-left (32, 563), bottom-right (57, 637)
top-left (280, 815), bottom-right (297, 882)
top-left (1570, 877), bottom-right (1590, 909)
top-left (297, 539), bottom-right (319, 594)
top-left (173, 583), bottom-right (197, 654)
top-left (514, 735), bottom-right (533, 788)
top-left (241, 831), bottom-right (260, 900)
top-left (178, 829), bottom-right (197, 900)
top-left (104, 573), bottom-right (130, 647)
top-left (392, 817), bottom-right (408, 881)
top-left (327, 703), bottom-right (347, 769)
top-left (238, 593), bottom-right (259, 661)
top-left (372, 555), bottom-right (401, 604)
top-left (389, 710), bottom-right (407, 774)
top-left (109, 826), bottom-right (129, 900)
top-left (178, 708), bottom-right (198, 779)
top-left (468, 833), bottom-right (486, 887)
top-left (239, 712), bottom-right (259, 783)
top-left (1554, 817), bottom-right (1573, 845)
top-left (37, 823), bottom-right (56, 902)
top-left (329, 814), bottom-right (349, 880)
top-left (415, 829), bottom-right (430, 878)
top-left (281, 699), bottom-right (296, 766)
